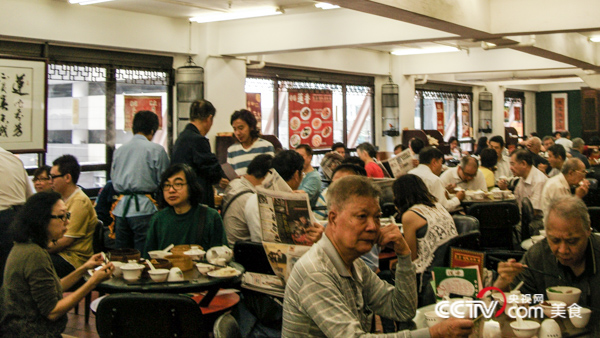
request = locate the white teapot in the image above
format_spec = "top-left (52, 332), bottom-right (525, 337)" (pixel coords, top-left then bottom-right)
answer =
top-left (206, 246), bottom-right (233, 265)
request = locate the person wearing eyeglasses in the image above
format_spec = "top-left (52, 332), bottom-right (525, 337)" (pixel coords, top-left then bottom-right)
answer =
top-left (48, 155), bottom-right (98, 278)
top-left (0, 191), bottom-right (113, 337)
top-left (440, 155), bottom-right (488, 193)
top-left (32, 165), bottom-right (53, 193)
top-left (541, 158), bottom-right (589, 218)
top-left (142, 163), bottom-right (227, 258)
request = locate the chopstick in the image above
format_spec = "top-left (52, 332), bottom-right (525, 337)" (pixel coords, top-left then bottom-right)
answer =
top-left (194, 260), bottom-right (227, 268)
top-left (488, 256), bottom-right (564, 280)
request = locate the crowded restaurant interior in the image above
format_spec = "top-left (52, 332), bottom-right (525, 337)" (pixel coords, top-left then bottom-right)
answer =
top-left (2, 0), bottom-right (600, 337)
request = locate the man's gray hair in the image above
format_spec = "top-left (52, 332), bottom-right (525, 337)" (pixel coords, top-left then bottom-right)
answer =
top-left (327, 176), bottom-right (380, 211)
top-left (544, 196), bottom-right (591, 232)
top-left (561, 158), bottom-right (584, 175)
top-left (530, 137), bottom-right (542, 147)
top-left (572, 137), bottom-right (585, 149)
top-left (460, 156), bottom-right (478, 170)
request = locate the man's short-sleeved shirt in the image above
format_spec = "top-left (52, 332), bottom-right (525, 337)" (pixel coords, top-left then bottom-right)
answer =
top-left (60, 188), bottom-right (97, 268)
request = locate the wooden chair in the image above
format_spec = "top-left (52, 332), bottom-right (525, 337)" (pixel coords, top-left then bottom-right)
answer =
top-left (588, 206), bottom-right (600, 232)
top-left (233, 241), bottom-right (275, 275)
top-left (96, 293), bottom-right (207, 338)
top-left (520, 197), bottom-right (534, 241)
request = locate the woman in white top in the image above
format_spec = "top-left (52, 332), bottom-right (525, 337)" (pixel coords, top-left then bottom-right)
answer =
top-left (393, 174), bottom-right (458, 306)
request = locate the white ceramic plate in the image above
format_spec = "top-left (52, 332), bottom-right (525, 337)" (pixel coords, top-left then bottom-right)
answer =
top-left (207, 268), bottom-right (242, 279)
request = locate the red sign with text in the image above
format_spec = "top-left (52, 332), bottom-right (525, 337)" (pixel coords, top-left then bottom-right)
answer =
top-left (124, 96), bottom-right (162, 131)
top-left (246, 93), bottom-right (262, 130)
top-left (435, 102), bottom-right (444, 134)
top-left (288, 90), bottom-right (333, 149)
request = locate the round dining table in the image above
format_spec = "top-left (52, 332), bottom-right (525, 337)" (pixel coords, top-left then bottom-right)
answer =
top-left (93, 261), bottom-right (245, 307)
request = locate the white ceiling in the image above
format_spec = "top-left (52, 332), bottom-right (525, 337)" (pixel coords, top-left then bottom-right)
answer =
top-left (72, 0), bottom-right (600, 87)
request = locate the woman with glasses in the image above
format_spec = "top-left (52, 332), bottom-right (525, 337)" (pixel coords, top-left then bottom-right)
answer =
top-left (143, 163), bottom-right (227, 257)
top-left (393, 174), bottom-right (458, 306)
top-left (32, 165), bottom-right (53, 193)
top-left (0, 191), bottom-right (113, 337)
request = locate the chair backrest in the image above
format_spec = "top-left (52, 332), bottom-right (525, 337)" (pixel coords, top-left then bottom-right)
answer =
top-left (213, 312), bottom-right (241, 338)
top-left (429, 231), bottom-right (481, 269)
top-left (520, 197), bottom-right (534, 241)
top-left (467, 202), bottom-right (520, 250)
top-left (233, 241), bottom-right (275, 275)
top-left (96, 293), bottom-right (206, 338)
top-left (588, 207), bottom-right (600, 232)
top-left (452, 215), bottom-right (480, 235)
top-left (92, 220), bottom-right (105, 253)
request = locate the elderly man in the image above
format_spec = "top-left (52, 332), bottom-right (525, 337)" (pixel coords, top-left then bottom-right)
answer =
top-left (547, 144), bottom-right (567, 178)
top-left (282, 176), bottom-right (473, 337)
top-left (542, 135), bottom-right (555, 152)
top-left (489, 135), bottom-right (512, 181)
top-left (541, 158), bottom-right (589, 216)
top-left (409, 147), bottom-right (465, 212)
top-left (440, 156), bottom-right (487, 192)
top-left (502, 149), bottom-right (548, 230)
top-left (494, 196), bottom-right (600, 333)
top-left (571, 137), bottom-right (591, 169)
top-left (526, 136), bottom-right (550, 174)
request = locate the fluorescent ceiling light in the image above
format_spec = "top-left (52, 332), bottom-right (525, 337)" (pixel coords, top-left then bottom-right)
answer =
top-left (69, 0), bottom-right (114, 4)
top-left (190, 7), bottom-right (281, 23)
top-left (391, 46), bottom-right (460, 56)
top-left (315, 3), bottom-right (340, 9)
top-left (590, 36), bottom-right (600, 42)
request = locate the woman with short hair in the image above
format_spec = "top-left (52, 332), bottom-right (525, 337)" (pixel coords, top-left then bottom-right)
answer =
top-left (32, 165), bottom-right (53, 193)
top-left (0, 191), bottom-right (113, 337)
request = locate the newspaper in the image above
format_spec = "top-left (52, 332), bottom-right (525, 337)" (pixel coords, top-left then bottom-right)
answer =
top-left (320, 151), bottom-right (344, 181)
top-left (241, 272), bottom-right (285, 298)
top-left (381, 148), bottom-right (415, 178)
top-left (256, 182), bottom-right (317, 282)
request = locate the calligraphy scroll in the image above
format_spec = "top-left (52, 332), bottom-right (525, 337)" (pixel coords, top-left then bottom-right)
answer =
top-left (435, 101), bottom-right (444, 134)
top-left (124, 96), bottom-right (163, 131)
top-left (0, 57), bottom-right (47, 153)
top-left (551, 93), bottom-right (568, 132)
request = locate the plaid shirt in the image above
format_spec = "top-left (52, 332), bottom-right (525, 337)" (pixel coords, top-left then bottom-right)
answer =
top-left (282, 234), bottom-right (430, 337)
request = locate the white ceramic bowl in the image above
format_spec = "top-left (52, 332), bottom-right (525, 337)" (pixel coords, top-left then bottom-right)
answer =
top-left (184, 248), bottom-right (206, 261)
top-left (530, 235), bottom-right (545, 244)
top-left (569, 307), bottom-right (592, 328)
top-left (120, 263), bottom-right (144, 282)
top-left (148, 268), bottom-right (169, 282)
top-left (539, 300), bottom-right (567, 317)
top-left (111, 261), bottom-right (124, 278)
top-left (424, 311), bottom-right (445, 328)
top-left (196, 263), bottom-right (216, 275)
top-left (546, 286), bottom-right (581, 306)
top-left (539, 230), bottom-right (546, 237)
top-left (510, 320), bottom-right (540, 338)
top-left (148, 250), bottom-right (169, 259)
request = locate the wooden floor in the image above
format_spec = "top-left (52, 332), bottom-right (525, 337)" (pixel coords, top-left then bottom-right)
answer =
top-left (63, 291), bottom-right (100, 338)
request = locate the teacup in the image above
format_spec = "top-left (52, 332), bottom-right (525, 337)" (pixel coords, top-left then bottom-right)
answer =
top-left (569, 307), bottom-right (591, 328)
top-left (111, 261), bottom-right (124, 278)
top-left (424, 311), bottom-right (445, 327)
top-left (167, 267), bottom-right (184, 282)
top-left (120, 263), bottom-right (144, 282)
top-left (206, 246), bottom-right (233, 265)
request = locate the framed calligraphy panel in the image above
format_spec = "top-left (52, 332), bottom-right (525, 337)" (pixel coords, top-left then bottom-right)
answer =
top-left (0, 56), bottom-right (47, 153)
top-left (551, 93), bottom-right (568, 132)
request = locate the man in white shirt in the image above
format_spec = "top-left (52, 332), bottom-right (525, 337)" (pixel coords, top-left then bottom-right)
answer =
top-left (555, 131), bottom-right (573, 153)
top-left (541, 158), bottom-right (589, 216)
top-left (409, 147), bottom-right (465, 212)
top-left (440, 156), bottom-right (487, 192)
top-left (489, 135), bottom-right (512, 182)
top-left (0, 146), bottom-right (34, 285)
top-left (508, 149), bottom-right (548, 232)
top-left (547, 144), bottom-right (567, 178)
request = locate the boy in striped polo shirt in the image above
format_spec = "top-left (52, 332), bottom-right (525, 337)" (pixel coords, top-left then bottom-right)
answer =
top-left (227, 109), bottom-right (274, 176)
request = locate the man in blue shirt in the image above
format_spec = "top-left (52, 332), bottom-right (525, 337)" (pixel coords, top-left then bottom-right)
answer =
top-left (112, 110), bottom-right (169, 252)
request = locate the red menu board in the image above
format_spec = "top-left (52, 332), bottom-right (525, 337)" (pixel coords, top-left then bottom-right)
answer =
top-left (288, 90), bottom-right (333, 149)
top-left (435, 101), bottom-right (444, 134)
top-left (246, 93), bottom-right (262, 129)
top-left (124, 96), bottom-right (162, 131)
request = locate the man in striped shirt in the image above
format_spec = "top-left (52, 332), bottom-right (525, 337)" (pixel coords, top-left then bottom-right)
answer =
top-left (282, 176), bottom-right (473, 337)
top-left (227, 109), bottom-right (275, 176)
